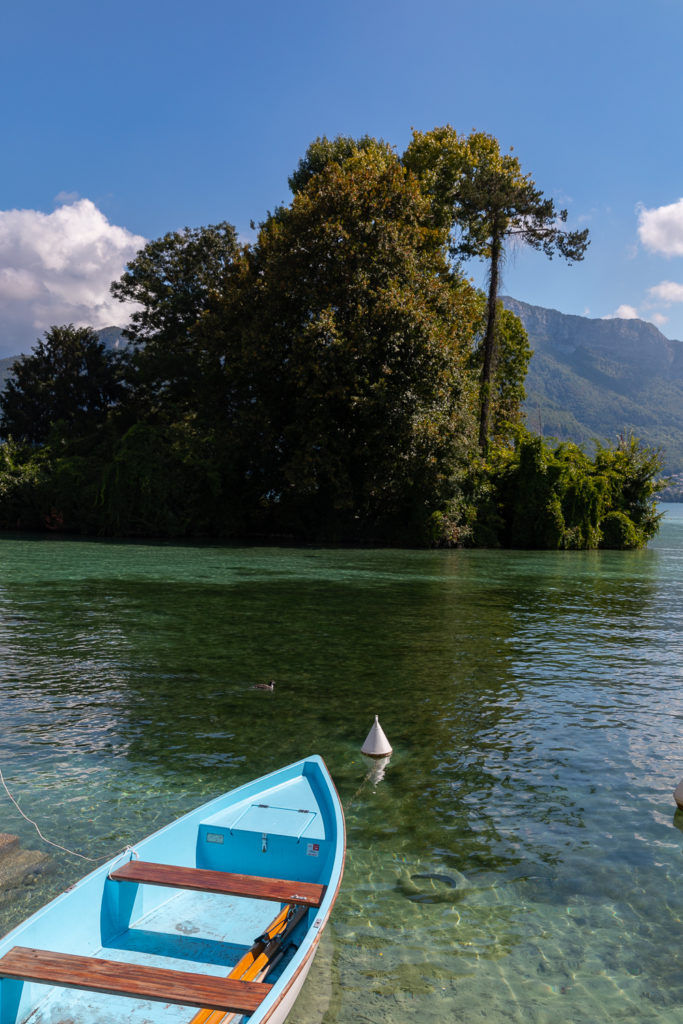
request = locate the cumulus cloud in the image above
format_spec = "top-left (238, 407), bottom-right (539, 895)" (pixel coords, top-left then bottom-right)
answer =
top-left (603, 303), bottom-right (672, 330)
top-left (637, 198), bottom-right (683, 256)
top-left (649, 280), bottom-right (683, 304)
top-left (605, 304), bottom-right (639, 320)
top-left (0, 199), bottom-right (145, 356)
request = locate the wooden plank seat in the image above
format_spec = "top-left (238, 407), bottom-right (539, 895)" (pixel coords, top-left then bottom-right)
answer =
top-left (0, 946), bottom-right (271, 1014)
top-left (110, 860), bottom-right (326, 908)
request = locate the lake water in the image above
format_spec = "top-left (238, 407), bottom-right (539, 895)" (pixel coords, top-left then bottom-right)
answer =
top-left (2, 507), bottom-right (683, 1023)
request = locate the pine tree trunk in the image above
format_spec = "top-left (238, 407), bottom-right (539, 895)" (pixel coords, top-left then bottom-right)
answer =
top-left (478, 233), bottom-right (501, 453)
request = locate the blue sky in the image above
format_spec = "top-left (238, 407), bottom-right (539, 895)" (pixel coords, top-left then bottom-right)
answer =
top-left (2, 0), bottom-right (683, 356)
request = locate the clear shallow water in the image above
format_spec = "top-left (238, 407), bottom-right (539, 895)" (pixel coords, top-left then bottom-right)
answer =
top-left (1, 510), bottom-right (683, 1022)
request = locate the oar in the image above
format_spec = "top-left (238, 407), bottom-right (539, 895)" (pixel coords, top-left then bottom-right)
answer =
top-left (188, 904), bottom-right (307, 1024)
top-left (191, 905), bottom-right (307, 1024)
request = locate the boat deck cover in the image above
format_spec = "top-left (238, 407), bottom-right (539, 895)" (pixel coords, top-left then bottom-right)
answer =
top-left (201, 776), bottom-right (326, 840)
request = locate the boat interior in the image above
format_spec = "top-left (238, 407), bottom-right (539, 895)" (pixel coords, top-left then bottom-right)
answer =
top-left (0, 767), bottom-right (335, 1024)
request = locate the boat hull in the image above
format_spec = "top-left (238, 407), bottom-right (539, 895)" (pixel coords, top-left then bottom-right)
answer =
top-left (261, 944), bottom-right (315, 1024)
top-left (0, 755), bottom-right (345, 1024)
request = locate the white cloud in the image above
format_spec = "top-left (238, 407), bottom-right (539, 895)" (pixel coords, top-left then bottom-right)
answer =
top-left (637, 198), bottom-right (683, 256)
top-left (54, 190), bottom-right (80, 204)
top-left (651, 312), bottom-right (668, 327)
top-left (649, 280), bottom-right (683, 304)
top-left (0, 199), bottom-right (145, 356)
top-left (605, 304), bottom-right (639, 320)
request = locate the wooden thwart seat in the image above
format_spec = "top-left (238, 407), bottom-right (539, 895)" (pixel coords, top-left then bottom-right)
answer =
top-left (0, 946), bottom-right (270, 1014)
top-left (110, 860), bottom-right (325, 908)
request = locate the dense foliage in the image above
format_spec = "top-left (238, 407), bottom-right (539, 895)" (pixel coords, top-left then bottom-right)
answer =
top-left (236, 150), bottom-right (480, 542)
top-left (0, 130), bottom-right (662, 547)
top-left (475, 431), bottom-right (663, 549)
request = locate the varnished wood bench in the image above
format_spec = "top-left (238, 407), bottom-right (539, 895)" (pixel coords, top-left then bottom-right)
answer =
top-left (0, 946), bottom-right (270, 1013)
top-left (110, 860), bottom-right (325, 908)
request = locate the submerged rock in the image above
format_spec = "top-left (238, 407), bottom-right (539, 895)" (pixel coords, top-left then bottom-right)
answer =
top-left (0, 833), bottom-right (53, 897)
top-left (0, 834), bottom-right (19, 858)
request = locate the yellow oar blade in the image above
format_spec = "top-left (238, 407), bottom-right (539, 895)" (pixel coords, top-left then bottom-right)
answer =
top-left (188, 905), bottom-right (295, 1024)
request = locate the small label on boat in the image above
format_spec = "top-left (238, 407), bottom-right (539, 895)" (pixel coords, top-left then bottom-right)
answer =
top-left (206, 832), bottom-right (224, 844)
top-left (306, 842), bottom-right (320, 857)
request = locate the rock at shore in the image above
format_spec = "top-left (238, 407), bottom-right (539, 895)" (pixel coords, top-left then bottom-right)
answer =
top-left (674, 781), bottom-right (683, 810)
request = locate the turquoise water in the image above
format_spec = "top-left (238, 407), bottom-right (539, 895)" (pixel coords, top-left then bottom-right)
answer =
top-left (2, 509), bottom-right (683, 1022)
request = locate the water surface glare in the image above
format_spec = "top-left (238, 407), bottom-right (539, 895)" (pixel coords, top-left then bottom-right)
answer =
top-left (2, 511), bottom-right (683, 1022)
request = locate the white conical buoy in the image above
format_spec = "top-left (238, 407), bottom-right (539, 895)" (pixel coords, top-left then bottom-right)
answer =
top-left (361, 715), bottom-right (392, 758)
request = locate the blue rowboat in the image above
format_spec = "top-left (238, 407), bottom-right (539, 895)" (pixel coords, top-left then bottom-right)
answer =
top-left (0, 755), bottom-right (345, 1024)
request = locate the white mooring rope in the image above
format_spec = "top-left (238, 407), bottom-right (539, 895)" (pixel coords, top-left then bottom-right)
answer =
top-left (0, 764), bottom-right (132, 865)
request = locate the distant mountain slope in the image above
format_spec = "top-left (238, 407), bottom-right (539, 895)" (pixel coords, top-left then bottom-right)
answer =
top-left (503, 297), bottom-right (683, 475)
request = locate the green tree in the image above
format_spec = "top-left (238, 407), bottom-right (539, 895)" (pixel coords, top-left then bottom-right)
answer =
top-left (110, 222), bottom-right (245, 416)
top-left (0, 325), bottom-right (125, 445)
top-left (231, 145), bottom-right (481, 542)
top-left (291, 135), bottom-right (533, 445)
top-left (95, 420), bottom-right (226, 537)
top-left (404, 128), bottom-right (589, 452)
top-left (288, 134), bottom-right (396, 194)
top-left (0, 440), bottom-right (52, 530)
top-left (593, 434), bottom-right (663, 546)
top-left (468, 298), bottom-right (532, 442)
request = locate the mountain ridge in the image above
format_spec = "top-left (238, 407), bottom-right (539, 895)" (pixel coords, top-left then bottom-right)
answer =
top-left (503, 297), bottom-right (683, 476)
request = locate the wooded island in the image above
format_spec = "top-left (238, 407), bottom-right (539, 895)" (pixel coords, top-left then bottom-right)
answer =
top-left (0, 130), bottom-right (662, 547)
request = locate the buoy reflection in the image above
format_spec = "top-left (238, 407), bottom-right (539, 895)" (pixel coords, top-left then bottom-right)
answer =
top-left (362, 752), bottom-right (391, 786)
